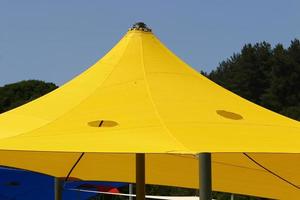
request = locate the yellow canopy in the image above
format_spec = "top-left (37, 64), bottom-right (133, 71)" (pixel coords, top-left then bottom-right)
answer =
top-left (0, 26), bottom-right (300, 199)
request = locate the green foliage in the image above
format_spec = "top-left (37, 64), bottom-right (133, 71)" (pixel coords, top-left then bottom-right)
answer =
top-left (0, 80), bottom-right (57, 113)
top-left (146, 185), bottom-right (197, 196)
top-left (209, 39), bottom-right (300, 121)
top-left (88, 194), bottom-right (127, 200)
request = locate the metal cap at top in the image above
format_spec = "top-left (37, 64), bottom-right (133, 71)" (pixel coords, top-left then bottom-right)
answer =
top-left (129, 22), bottom-right (152, 32)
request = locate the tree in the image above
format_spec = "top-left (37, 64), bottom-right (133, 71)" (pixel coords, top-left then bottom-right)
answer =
top-left (0, 80), bottom-right (57, 113)
top-left (209, 39), bottom-right (300, 121)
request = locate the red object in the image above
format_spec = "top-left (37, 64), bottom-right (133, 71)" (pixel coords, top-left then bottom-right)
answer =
top-left (97, 186), bottom-right (120, 193)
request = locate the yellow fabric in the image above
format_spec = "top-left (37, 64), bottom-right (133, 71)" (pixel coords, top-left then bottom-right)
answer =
top-left (0, 30), bottom-right (300, 199)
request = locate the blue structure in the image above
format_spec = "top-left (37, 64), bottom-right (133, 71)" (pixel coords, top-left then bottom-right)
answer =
top-left (0, 167), bottom-right (127, 200)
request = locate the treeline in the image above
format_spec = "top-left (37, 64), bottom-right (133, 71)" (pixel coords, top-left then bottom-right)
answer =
top-left (0, 39), bottom-right (300, 200)
top-left (0, 80), bottom-right (57, 113)
top-left (209, 39), bottom-right (300, 121)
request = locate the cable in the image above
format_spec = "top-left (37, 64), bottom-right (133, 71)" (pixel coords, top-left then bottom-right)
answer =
top-left (65, 152), bottom-right (85, 182)
top-left (243, 153), bottom-right (300, 190)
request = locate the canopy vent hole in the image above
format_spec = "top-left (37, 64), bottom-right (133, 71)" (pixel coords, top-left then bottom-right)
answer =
top-left (216, 110), bottom-right (243, 120)
top-left (88, 120), bottom-right (118, 127)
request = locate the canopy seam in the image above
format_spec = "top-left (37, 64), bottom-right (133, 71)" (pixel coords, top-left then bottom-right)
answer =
top-left (1, 37), bottom-right (131, 140)
top-left (139, 36), bottom-right (190, 152)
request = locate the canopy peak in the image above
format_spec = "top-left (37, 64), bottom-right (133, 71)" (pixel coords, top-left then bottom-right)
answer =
top-left (129, 22), bottom-right (152, 32)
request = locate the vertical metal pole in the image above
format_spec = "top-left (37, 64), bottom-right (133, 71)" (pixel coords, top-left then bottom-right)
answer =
top-left (136, 153), bottom-right (145, 200)
top-left (231, 194), bottom-right (234, 200)
top-left (129, 184), bottom-right (133, 200)
top-left (54, 177), bottom-right (62, 200)
top-left (199, 153), bottom-right (212, 200)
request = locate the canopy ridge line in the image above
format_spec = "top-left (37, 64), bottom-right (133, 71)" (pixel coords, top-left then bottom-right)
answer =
top-left (243, 153), bottom-right (300, 190)
top-left (22, 35), bottom-right (132, 137)
top-left (138, 36), bottom-right (188, 152)
top-left (64, 152), bottom-right (85, 182)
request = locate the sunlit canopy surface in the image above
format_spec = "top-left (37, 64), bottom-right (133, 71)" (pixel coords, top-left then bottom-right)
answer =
top-left (0, 28), bottom-right (300, 199)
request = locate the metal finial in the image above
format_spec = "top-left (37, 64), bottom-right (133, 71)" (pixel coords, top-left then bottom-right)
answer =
top-left (130, 22), bottom-right (152, 32)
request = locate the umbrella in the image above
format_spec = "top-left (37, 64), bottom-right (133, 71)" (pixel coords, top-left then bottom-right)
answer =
top-left (0, 22), bottom-right (300, 199)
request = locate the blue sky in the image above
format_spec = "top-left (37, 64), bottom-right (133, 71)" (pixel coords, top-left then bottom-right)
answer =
top-left (0, 1), bottom-right (300, 86)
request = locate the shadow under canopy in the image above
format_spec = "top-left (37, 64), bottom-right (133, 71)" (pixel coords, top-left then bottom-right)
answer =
top-left (0, 23), bottom-right (300, 200)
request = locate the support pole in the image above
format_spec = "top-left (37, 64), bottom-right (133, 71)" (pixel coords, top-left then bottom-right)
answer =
top-left (54, 177), bottom-right (62, 200)
top-left (199, 153), bottom-right (212, 200)
top-left (231, 194), bottom-right (234, 200)
top-left (136, 153), bottom-right (145, 200)
top-left (129, 184), bottom-right (133, 200)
